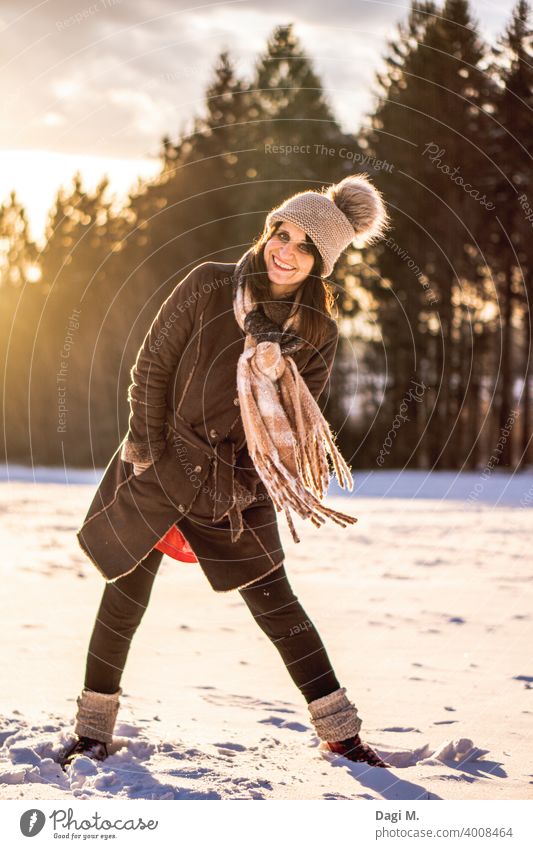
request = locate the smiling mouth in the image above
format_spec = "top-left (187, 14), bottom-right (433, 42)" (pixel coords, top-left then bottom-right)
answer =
top-left (272, 255), bottom-right (296, 272)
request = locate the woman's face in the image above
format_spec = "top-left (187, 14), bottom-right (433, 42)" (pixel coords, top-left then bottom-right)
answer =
top-left (263, 220), bottom-right (315, 298)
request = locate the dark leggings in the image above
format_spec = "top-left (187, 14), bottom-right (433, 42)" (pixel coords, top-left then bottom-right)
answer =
top-left (84, 548), bottom-right (341, 705)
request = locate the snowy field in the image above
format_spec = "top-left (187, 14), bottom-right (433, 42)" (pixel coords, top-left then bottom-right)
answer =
top-left (0, 467), bottom-right (532, 801)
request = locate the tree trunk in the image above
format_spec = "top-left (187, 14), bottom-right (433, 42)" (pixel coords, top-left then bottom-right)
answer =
top-left (497, 268), bottom-right (514, 468)
top-left (519, 286), bottom-right (532, 469)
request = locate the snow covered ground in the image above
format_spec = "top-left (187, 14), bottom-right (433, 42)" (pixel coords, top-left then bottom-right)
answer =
top-left (0, 467), bottom-right (532, 800)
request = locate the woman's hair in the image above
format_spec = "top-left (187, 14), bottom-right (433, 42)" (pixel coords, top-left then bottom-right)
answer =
top-left (243, 220), bottom-right (337, 350)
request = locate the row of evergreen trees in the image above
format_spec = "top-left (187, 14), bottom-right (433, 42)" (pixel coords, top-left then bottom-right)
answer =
top-left (1, 0), bottom-right (531, 471)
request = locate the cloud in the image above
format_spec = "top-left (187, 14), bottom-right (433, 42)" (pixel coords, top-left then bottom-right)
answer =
top-left (0, 0), bottom-right (517, 242)
top-left (0, 0), bottom-right (518, 159)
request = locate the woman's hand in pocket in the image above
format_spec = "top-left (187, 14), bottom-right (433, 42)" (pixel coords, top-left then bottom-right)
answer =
top-left (133, 460), bottom-right (154, 476)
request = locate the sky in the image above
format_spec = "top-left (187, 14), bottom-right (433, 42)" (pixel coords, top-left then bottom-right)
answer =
top-left (0, 0), bottom-right (518, 246)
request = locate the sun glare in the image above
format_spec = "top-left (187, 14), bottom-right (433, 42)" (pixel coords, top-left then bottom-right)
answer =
top-left (0, 150), bottom-right (161, 250)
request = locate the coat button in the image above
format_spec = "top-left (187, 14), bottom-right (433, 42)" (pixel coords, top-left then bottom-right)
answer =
top-left (178, 504), bottom-right (185, 512)
top-left (209, 428), bottom-right (219, 439)
top-left (193, 464), bottom-right (202, 473)
top-left (233, 396), bottom-right (240, 406)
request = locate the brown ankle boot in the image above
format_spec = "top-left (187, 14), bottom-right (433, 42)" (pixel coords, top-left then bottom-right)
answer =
top-left (307, 687), bottom-right (388, 767)
top-left (59, 736), bottom-right (108, 770)
top-left (327, 734), bottom-right (390, 767)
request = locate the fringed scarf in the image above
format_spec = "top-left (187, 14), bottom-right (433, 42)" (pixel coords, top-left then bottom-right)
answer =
top-left (232, 249), bottom-right (358, 544)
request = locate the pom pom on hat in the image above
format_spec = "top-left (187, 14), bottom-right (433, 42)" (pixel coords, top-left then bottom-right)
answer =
top-left (326, 173), bottom-right (389, 247)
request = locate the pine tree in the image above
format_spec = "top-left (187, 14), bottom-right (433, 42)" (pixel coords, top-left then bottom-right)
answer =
top-left (0, 191), bottom-right (39, 288)
top-left (137, 49), bottom-right (259, 269)
top-left (250, 23), bottom-right (354, 218)
top-left (362, 0), bottom-right (496, 469)
top-left (0, 192), bottom-right (40, 461)
top-left (486, 0), bottom-right (533, 468)
top-left (29, 172), bottom-right (121, 464)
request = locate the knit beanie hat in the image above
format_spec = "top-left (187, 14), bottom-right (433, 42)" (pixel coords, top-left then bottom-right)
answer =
top-left (265, 173), bottom-right (389, 277)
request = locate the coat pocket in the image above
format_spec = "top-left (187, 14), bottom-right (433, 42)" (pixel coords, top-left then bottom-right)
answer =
top-left (132, 461), bottom-right (156, 479)
top-left (150, 422), bottom-right (213, 515)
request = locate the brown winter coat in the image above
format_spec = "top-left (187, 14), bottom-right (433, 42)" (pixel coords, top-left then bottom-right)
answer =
top-left (76, 260), bottom-right (339, 592)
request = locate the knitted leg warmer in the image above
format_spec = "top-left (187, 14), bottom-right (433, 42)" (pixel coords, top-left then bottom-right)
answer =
top-left (307, 686), bottom-right (362, 742)
top-left (73, 687), bottom-right (122, 744)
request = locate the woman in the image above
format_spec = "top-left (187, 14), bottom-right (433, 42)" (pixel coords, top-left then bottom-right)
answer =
top-left (59, 174), bottom-right (390, 771)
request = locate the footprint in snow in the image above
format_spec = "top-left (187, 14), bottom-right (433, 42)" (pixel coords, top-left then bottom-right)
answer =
top-left (200, 691), bottom-right (296, 713)
top-left (214, 742), bottom-right (247, 754)
top-left (258, 716), bottom-right (308, 733)
top-left (380, 727), bottom-right (421, 733)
